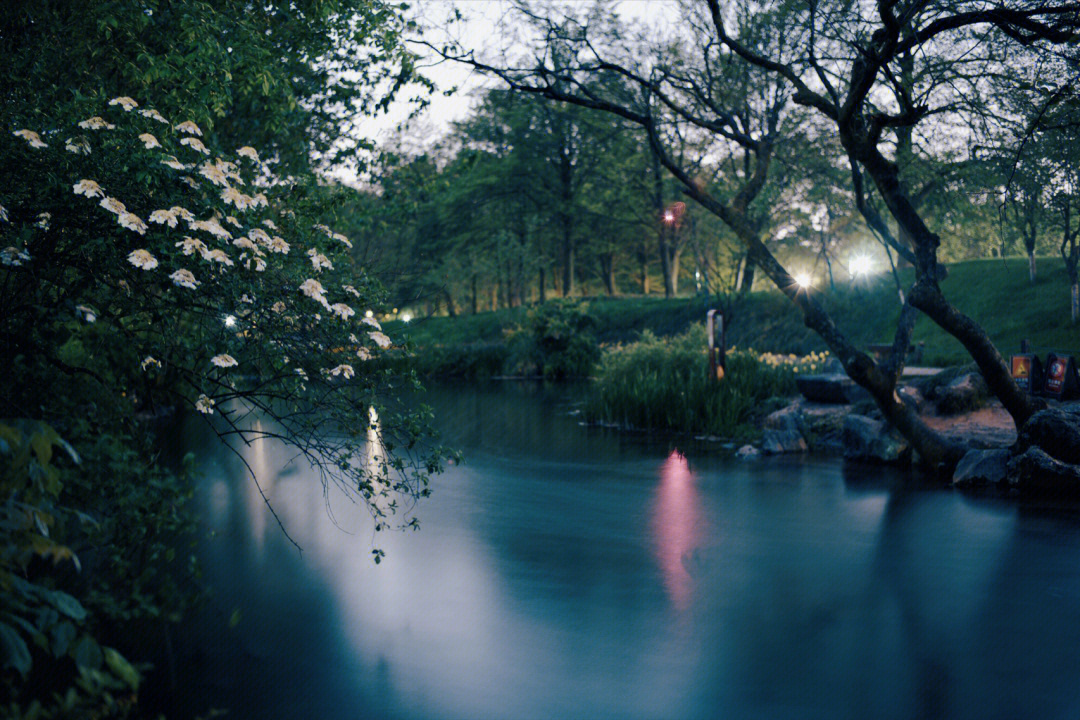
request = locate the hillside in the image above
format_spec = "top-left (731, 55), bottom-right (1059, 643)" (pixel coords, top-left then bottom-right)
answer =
top-left (388, 257), bottom-right (1079, 368)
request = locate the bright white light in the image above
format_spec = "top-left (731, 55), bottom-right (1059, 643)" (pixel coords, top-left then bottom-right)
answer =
top-left (223, 314), bottom-right (237, 328)
top-left (794, 273), bottom-right (812, 289)
top-left (401, 312), bottom-right (413, 323)
top-left (850, 255), bottom-right (872, 277)
top-left (663, 211), bottom-right (675, 223)
top-left (364, 309), bottom-right (374, 319)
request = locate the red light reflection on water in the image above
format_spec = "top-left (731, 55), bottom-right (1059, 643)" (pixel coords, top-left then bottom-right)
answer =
top-left (651, 450), bottom-right (704, 611)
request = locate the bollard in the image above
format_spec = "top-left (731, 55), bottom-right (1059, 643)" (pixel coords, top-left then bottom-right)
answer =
top-left (707, 309), bottom-right (725, 381)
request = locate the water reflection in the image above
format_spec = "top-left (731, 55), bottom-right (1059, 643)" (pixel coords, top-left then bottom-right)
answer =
top-left (651, 450), bottom-right (705, 611)
top-left (158, 383), bottom-right (1080, 720)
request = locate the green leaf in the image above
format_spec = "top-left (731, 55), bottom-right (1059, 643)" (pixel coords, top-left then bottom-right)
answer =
top-left (0, 622), bottom-right (32, 677)
top-left (46, 590), bottom-right (87, 621)
top-left (228, 608), bottom-right (241, 629)
top-left (51, 621), bottom-right (77, 657)
top-left (71, 634), bottom-right (102, 671)
top-left (104, 646), bottom-right (140, 690)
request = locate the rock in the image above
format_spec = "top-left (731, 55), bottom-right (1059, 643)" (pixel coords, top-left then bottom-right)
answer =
top-left (952, 448), bottom-right (1010, 487)
top-left (796, 374), bottom-right (871, 404)
top-left (842, 414), bottom-right (910, 463)
top-left (897, 386), bottom-right (925, 413)
top-left (736, 444), bottom-right (760, 459)
top-left (761, 429), bottom-right (808, 454)
top-left (1006, 447), bottom-right (1080, 492)
top-left (936, 372), bottom-right (988, 415)
top-left (1016, 408), bottom-right (1080, 466)
top-left (765, 406), bottom-right (807, 434)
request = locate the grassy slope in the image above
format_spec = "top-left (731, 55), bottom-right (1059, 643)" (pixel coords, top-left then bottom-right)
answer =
top-left (389, 257), bottom-right (1079, 366)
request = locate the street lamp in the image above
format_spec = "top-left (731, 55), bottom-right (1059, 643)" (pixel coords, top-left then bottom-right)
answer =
top-left (850, 255), bottom-right (872, 278)
top-left (794, 273), bottom-right (812, 289)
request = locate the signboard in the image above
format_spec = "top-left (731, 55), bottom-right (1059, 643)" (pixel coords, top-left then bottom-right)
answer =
top-left (1010, 354), bottom-right (1042, 394)
top-left (1042, 353), bottom-right (1079, 400)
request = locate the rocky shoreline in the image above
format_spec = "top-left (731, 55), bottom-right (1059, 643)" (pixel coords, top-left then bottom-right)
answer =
top-left (739, 371), bottom-right (1080, 491)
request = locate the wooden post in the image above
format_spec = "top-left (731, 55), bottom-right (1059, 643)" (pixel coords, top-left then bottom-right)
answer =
top-left (707, 309), bottom-right (725, 381)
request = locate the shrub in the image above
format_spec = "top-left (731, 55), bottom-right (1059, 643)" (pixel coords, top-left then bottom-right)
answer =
top-left (506, 301), bottom-right (601, 379)
top-left (584, 326), bottom-right (798, 436)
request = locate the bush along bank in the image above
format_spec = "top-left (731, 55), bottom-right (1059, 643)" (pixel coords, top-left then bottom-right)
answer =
top-left (583, 326), bottom-right (828, 439)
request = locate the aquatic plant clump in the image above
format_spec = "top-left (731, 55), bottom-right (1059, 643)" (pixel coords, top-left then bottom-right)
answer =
top-left (585, 326), bottom-right (799, 436)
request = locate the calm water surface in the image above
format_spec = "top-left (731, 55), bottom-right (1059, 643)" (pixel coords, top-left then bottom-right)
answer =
top-left (163, 382), bottom-right (1080, 719)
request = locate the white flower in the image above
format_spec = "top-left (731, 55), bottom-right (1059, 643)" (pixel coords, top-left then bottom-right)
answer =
top-left (65, 137), bottom-right (91, 154)
top-left (36, 213), bottom-right (51, 230)
top-left (225, 215), bottom-right (242, 228)
top-left (75, 304), bottom-right (97, 323)
top-left (180, 176), bottom-right (200, 190)
top-left (300, 278), bottom-right (325, 299)
top-left (295, 368), bottom-right (308, 380)
top-left (220, 186), bottom-right (254, 210)
top-left (180, 137), bottom-right (209, 154)
top-left (361, 316), bottom-right (381, 330)
top-left (262, 219), bottom-right (277, 230)
top-left (343, 284), bottom-right (360, 298)
top-left (13, 129), bottom-right (47, 148)
top-left (330, 303), bottom-right (355, 320)
top-left (139, 108), bottom-right (168, 124)
top-left (191, 218), bottom-right (232, 240)
top-left (169, 268), bottom-right (199, 289)
top-left (307, 248), bottom-right (332, 272)
top-left (332, 232), bottom-right (352, 249)
top-left (240, 293), bottom-right (254, 304)
top-left (233, 237), bottom-right (258, 252)
top-left (199, 161), bottom-right (228, 186)
top-left (368, 331), bottom-right (392, 349)
top-left (127, 249), bottom-right (158, 270)
top-left (195, 394), bottom-right (215, 414)
top-left (78, 116), bottom-right (115, 130)
top-left (118, 212), bottom-right (148, 235)
top-left (237, 146), bottom-right (260, 162)
top-left (251, 193), bottom-right (268, 208)
top-left (99, 197), bottom-right (127, 215)
top-left (161, 155), bottom-right (187, 170)
top-left (141, 356), bottom-right (161, 371)
top-left (247, 256), bottom-right (267, 272)
top-left (0, 205), bottom-right (8, 222)
top-left (176, 236), bottom-right (207, 256)
top-left (313, 223), bottom-right (332, 237)
top-left (329, 364), bottom-right (354, 379)
top-left (211, 354), bottom-right (238, 368)
top-left (271, 301), bottom-right (286, 313)
top-left (175, 121), bottom-right (203, 136)
top-left (138, 133), bottom-right (160, 149)
top-left (202, 248), bottom-right (234, 266)
top-left (73, 179), bottom-right (104, 198)
top-left (1, 247), bottom-right (31, 267)
top-left (248, 228), bottom-right (270, 245)
top-left (172, 206), bottom-right (195, 224)
top-left (109, 96), bottom-right (139, 111)
top-left (268, 236), bottom-right (290, 254)
top-left (150, 208), bottom-right (179, 227)
top-left (356, 347), bottom-right (372, 361)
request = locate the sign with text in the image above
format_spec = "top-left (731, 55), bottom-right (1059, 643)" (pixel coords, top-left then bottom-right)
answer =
top-left (1010, 354), bottom-right (1042, 394)
top-left (1042, 353), bottom-right (1079, 400)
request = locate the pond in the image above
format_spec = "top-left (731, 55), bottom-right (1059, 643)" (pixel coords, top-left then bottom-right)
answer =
top-left (157, 382), bottom-right (1080, 720)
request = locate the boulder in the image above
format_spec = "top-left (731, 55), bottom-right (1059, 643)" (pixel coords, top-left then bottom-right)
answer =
top-left (796, 374), bottom-right (871, 404)
top-left (736, 444), bottom-right (760, 459)
top-left (897, 386), bottom-right (925, 413)
top-left (765, 406), bottom-right (807, 434)
top-left (842, 414), bottom-right (910, 463)
top-left (1006, 447), bottom-right (1080, 492)
top-left (935, 372), bottom-right (988, 415)
top-left (952, 448), bottom-right (1010, 487)
top-left (761, 429), bottom-right (808, 454)
top-left (1016, 408), bottom-right (1080, 466)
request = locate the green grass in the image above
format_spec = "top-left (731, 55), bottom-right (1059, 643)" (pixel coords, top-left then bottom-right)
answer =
top-left (388, 257), bottom-right (1079, 370)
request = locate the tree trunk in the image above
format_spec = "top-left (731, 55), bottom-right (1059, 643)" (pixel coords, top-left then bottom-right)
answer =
top-left (1072, 282), bottom-right (1079, 323)
top-left (600, 254), bottom-right (617, 296)
top-left (1028, 251), bottom-right (1037, 283)
top-left (538, 267), bottom-right (547, 304)
top-left (471, 276), bottom-right (478, 315)
top-left (669, 247), bottom-right (681, 296)
top-left (738, 253), bottom-right (755, 293)
top-left (561, 232), bottom-right (574, 297)
top-left (640, 258), bottom-right (650, 295)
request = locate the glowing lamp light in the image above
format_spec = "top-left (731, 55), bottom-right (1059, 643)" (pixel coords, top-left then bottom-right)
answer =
top-left (223, 314), bottom-right (237, 328)
top-left (850, 255), bottom-right (872, 277)
top-left (663, 211), bottom-right (675, 223)
top-left (794, 273), bottom-right (812, 289)
top-left (401, 312), bottom-right (413, 323)
top-left (364, 309), bottom-right (374, 319)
